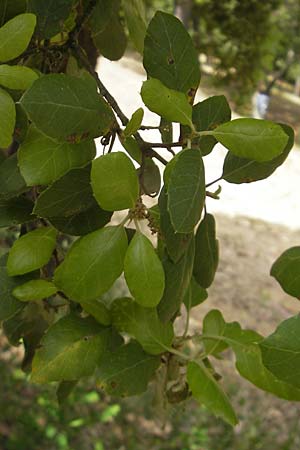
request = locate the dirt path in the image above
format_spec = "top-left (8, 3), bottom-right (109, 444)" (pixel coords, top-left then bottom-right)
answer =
top-left (97, 56), bottom-right (300, 230)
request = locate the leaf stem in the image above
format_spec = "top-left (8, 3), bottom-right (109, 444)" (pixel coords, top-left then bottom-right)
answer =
top-left (206, 176), bottom-right (223, 188)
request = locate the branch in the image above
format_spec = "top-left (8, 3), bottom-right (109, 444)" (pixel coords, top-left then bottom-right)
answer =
top-left (74, 45), bottom-right (169, 165)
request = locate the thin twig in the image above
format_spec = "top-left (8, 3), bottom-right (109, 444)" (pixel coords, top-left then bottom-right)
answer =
top-left (74, 45), bottom-right (169, 165)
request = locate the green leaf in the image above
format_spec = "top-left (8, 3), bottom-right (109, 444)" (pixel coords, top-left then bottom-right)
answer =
top-left (97, 341), bottom-right (160, 396)
top-left (212, 118), bottom-right (289, 162)
top-left (21, 74), bottom-right (115, 143)
top-left (202, 309), bottom-right (240, 356)
top-left (124, 231), bottom-right (165, 307)
top-left (80, 298), bottom-right (111, 326)
top-left (49, 202), bottom-right (112, 236)
top-left (91, 4), bottom-right (127, 61)
top-left (0, 13), bottom-right (36, 62)
top-left (201, 310), bottom-right (300, 401)
top-left (0, 154), bottom-right (27, 199)
top-left (194, 213), bottom-right (219, 288)
top-left (124, 108), bottom-right (144, 137)
top-left (0, 196), bottom-right (33, 227)
top-left (187, 361), bottom-right (238, 426)
top-left (192, 96), bottom-right (231, 156)
top-left (111, 297), bottom-right (174, 355)
top-left (260, 315), bottom-right (300, 388)
top-left (143, 11), bottom-right (200, 95)
top-left (91, 152), bottom-right (139, 211)
top-left (222, 123), bottom-right (294, 184)
top-left (0, 65), bottom-right (38, 90)
top-left (31, 314), bottom-right (112, 383)
top-left (183, 276), bottom-right (207, 311)
top-left (158, 237), bottom-right (195, 322)
top-left (18, 126), bottom-right (96, 186)
top-left (141, 78), bottom-right (193, 127)
top-left (0, 87), bottom-right (15, 148)
top-left (158, 187), bottom-right (193, 263)
top-left (27, 0), bottom-right (75, 39)
top-left (139, 158), bottom-right (161, 196)
top-left (123, 0), bottom-right (147, 54)
top-left (7, 227), bottom-right (57, 276)
top-left (121, 136), bottom-right (142, 164)
top-left (33, 165), bottom-right (95, 218)
top-left (12, 279), bottom-right (57, 301)
top-left (0, 253), bottom-right (27, 320)
top-left (270, 247), bottom-right (300, 298)
top-left (54, 226), bottom-right (128, 302)
top-left (168, 148), bottom-right (205, 233)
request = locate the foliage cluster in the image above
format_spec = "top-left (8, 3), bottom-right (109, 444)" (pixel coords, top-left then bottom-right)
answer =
top-left (0, 0), bottom-right (299, 428)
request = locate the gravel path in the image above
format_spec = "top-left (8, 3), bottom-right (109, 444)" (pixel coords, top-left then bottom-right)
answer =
top-left (97, 56), bottom-right (300, 230)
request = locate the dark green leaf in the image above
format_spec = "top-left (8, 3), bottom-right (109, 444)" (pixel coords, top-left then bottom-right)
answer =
top-left (159, 187), bottom-right (193, 263)
top-left (15, 103), bottom-right (29, 144)
top-left (97, 341), bottom-right (160, 396)
top-left (80, 298), bottom-right (111, 326)
top-left (260, 314), bottom-right (300, 389)
top-left (124, 0), bottom-right (147, 54)
top-left (21, 74), bottom-right (115, 142)
top-left (194, 213), bottom-right (219, 288)
top-left (111, 297), bottom-right (174, 355)
top-left (0, 65), bottom-right (38, 90)
top-left (271, 246), bottom-right (300, 299)
top-left (168, 148), bottom-right (205, 233)
top-left (27, 0), bottom-right (75, 39)
top-left (91, 5), bottom-right (127, 61)
top-left (0, 253), bottom-right (26, 320)
top-left (143, 11), bottom-right (200, 95)
top-left (222, 124), bottom-right (294, 183)
top-left (12, 279), bottom-right (57, 301)
top-left (192, 96), bottom-right (231, 156)
top-left (0, 13), bottom-right (36, 62)
top-left (139, 158), bottom-right (161, 196)
top-left (89, 0), bottom-right (114, 35)
top-left (183, 276), bottom-right (207, 311)
top-left (91, 152), bottom-right (139, 211)
top-left (141, 78), bottom-right (193, 127)
top-left (0, 87), bottom-right (15, 148)
top-left (49, 201), bottom-right (112, 236)
top-left (0, 153), bottom-right (27, 199)
top-left (124, 231), bottom-right (165, 307)
top-left (7, 226), bottom-right (57, 276)
top-left (57, 381), bottom-right (77, 405)
top-left (158, 237), bottom-right (195, 322)
top-left (0, 196), bottom-right (33, 227)
top-left (0, 0), bottom-right (26, 26)
top-left (124, 108), bottom-right (144, 137)
top-left (54, 226), bottom-right (128, 302)
top-left (187, 361), bottom-right (238, 426)
top-left (212, 119), bottom-right (288, 162)
top-left (34, 165), bottom-right (95, 218)
top-left (31, 314), bottom-right (112, 383)
top-left (18, 126), bottom-right (96, 186)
